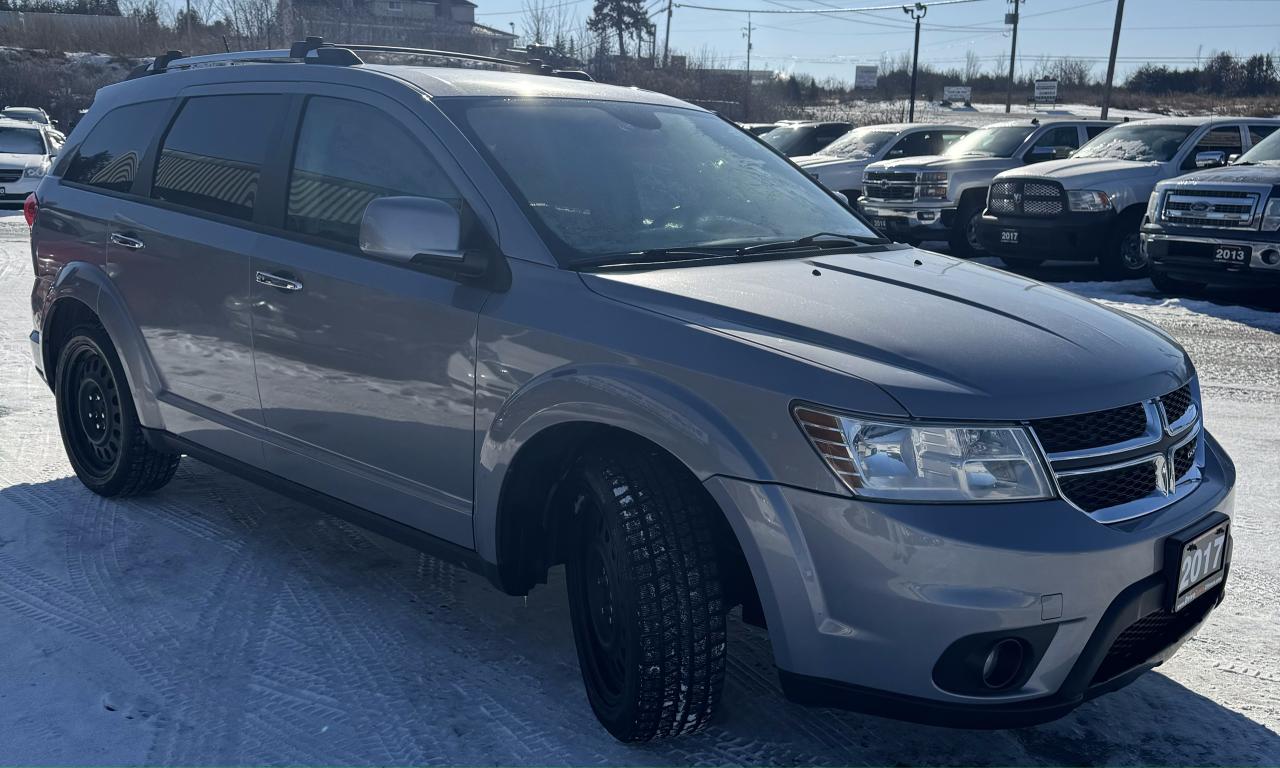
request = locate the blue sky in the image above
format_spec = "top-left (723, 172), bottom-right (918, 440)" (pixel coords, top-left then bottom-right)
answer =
top-left (467, 0), bottom-right (1280, 82)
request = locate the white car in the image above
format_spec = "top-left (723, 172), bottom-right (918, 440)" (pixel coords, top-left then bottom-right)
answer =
top-left (793, 123), bottom-right (972, 202)
top-left (0, 118), bottom-right (62, 204)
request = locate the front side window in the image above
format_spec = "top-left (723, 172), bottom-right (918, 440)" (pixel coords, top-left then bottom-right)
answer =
top-left (286, 97), bottom-right (460, 247)
top-left (1074, 123), bottom-right (1195, 163)
top-left (152, 94), bottom-right (289, 220)
top-left (439, 98), bottom-right (875, 265)
top-left (944, 125), bottom-right (1036, 158)
top-left (0, 126), bottom-right (47, 155)
top-left (62, 100), bottom-right (169, 192)
top-left (1182, 126), bottom-right (1243, 169)
top-left (887, 131), bottom-right (935, 158)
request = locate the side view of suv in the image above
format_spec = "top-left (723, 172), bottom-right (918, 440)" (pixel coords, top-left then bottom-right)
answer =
top-left (1142, 128), bottom-right (1280, 292)
top-left (792, 122), bottom-right (972, 203)
top-left (979, 116), bottom-right (1280, 277)
top-left (859, 118), bottom-right (1114, 256)
top-left (28, 42), bottom-right (1235, 741)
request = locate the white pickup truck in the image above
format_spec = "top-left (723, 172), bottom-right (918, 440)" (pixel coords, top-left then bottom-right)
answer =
top-left (978, 116), bottom-right (1280, 277)
top-left (792, 123), bottom-right (972, 203)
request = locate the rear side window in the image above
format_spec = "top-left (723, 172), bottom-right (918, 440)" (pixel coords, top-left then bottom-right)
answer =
top-left (63, 100), bottom-right (168, 193)
top-left (152, 94), bottom-right (289, 220)
top-left (285, 96), bottom-right (459, 247)
top-left (1248, 125), bottom-right (1277, 145)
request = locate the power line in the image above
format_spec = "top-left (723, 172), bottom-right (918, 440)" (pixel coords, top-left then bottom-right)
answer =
top-left (674, 0), bottom-right (990, 14)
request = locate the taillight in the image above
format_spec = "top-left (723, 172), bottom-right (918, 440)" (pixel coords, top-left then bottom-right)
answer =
top-left (23, 193), bottom-right (38, 228)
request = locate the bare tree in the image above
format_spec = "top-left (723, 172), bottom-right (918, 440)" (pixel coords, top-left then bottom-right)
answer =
top-left (963, 48), bottom-right (981, 83)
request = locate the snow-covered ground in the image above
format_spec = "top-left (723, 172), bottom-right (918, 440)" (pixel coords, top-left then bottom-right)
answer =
top-left (799, 99), bottom-right (1164, 128)
top-left (1, 211), bottom-right (1277, 764)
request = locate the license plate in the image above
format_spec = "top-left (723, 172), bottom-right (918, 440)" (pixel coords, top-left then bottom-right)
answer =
top-left (1213, 245), bottom-right (1249, 264)
top-left (1172, 523), bottom-right (1230, 612)
top-left (1000, 229), bottom-right (1019, 244)
top-left (872, 217), bottom-right (888, 229)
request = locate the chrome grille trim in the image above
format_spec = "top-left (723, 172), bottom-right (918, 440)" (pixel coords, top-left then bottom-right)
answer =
top-left (1159, 189), bottom-right (1261, 229)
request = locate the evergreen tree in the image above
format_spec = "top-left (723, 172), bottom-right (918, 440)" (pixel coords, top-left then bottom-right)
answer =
top-left (586, 0), bottom-right (652, 59)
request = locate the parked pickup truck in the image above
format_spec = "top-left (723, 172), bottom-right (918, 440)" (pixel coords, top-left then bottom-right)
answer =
top-left (860, 119), bottom-right (1114, 256)
top-left (1142, 127), bottom-right (1280, 292)
top-left (792, 123), bottom-right (972, 203)
top-left (978, 116), bottom-right (1280, 278)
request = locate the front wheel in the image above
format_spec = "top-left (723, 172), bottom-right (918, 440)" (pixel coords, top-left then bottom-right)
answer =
top-left (55, 323), bottom-right (181, 496)
top-left (1151, 269), bottom-right (1206, 295)
top-left (1100, 218), bottom-right (1149, 279)
top-left (565, 444), bottom-right (727, 742)
top-left (947, 200), bottom-right (986, 258)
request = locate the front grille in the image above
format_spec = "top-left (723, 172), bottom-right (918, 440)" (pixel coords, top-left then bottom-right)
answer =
top-left (1173, 434), bottom-right (1198, 479)
top-left (1092, 597), bottom-right (1213, 684)
top-left (862, 171), bottom-right (918, 202)
top-left (866, 171), bottom-right (916, 183)
top-left (989, 179), bottom-right (1065, 218)
top-left (1058, 461), bottom-right (1158, 513)
top-left (1162, 384), bottom-right (1193, 424)
top-left (1160, 189), bottom-right (1260, 229)
top-left (1031, 403), bottom-right (1148, 454)
top-left (0, 169), bottom-right (21, 183)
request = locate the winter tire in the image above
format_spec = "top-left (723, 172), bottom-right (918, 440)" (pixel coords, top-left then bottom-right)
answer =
top-left (1101, 217), bottom-right (1149, 279)
top-left (55, 323), bottom-right (181, 496)
top-left (947, 199), bottom-right (986, 258)
top-left (1150, 269), bottom-right (1205, 296)
top-left (565, 443), bottom-right (727, 742)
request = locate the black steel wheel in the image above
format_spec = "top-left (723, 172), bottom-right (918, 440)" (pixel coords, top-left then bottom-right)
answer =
top-left (565, 443), bottom-right (727, 742)
top-left (1101, 216), bottom-right (1149, 278)
top-left (948, 199), bottom-right (986, 258)
top-left (55, 323), bottom-right (180, 496)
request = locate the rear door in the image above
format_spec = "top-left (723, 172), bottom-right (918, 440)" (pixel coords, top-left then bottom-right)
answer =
top-left (249, 89), bottom-right (489, 545)
top-left (106, 87), bottom-right (291, 463)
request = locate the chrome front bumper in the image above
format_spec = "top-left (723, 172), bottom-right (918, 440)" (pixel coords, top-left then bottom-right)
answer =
top-left (860, 202), bottom-right (954, 233)
top-left (1143, 232), bottom-right (1280, 272)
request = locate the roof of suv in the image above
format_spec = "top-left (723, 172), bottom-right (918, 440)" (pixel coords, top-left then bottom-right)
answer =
top-left (374, 64), bottom-right (694, 106)
top-left (0, 117), bottom-right (49, 130)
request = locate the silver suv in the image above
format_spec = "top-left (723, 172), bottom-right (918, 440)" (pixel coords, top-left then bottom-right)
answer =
top-left (27, 42), bottom-right (1235, 741)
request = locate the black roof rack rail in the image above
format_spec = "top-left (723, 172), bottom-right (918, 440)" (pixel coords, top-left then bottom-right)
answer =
top-left (128, 37), bottom-right (592, 81)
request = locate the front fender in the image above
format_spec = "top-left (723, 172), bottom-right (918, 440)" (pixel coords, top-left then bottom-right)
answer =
top-left (473, 363), bottom-right (776, 563)
top-left (44, 261), bottom-right (165, 430)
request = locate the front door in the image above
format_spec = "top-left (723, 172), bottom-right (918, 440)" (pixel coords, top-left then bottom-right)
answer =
top-left (250, 94), bottom-right (487, 545)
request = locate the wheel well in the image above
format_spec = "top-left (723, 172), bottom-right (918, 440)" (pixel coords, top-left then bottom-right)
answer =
top-left (957, 186), bottom-right (987, 212)
top-left (493, 423), bottom-right (761, 621)
top-left (42, 298), bottom-right (99, 388)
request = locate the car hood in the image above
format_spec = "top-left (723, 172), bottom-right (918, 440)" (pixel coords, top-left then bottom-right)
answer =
top-left (0, 152), bottom-right (42, 168)
top-left (581, 247), bottom-right (1189, 420)
top-left (997, 157), bottom-right (1163, 188)
top-left (1160, 163), bottom-right (1280, 186)
top-left (794, 154), bottom-right (875, 170)
top-left (869, 154), bottom-right (1018, 175)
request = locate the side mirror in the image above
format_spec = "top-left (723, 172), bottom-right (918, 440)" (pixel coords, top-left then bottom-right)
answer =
top-left (360, 196), bottom-right (465, 266)
top-left (834, 191), bottom-right (850, 207)
top-left (1227, 153), bottom-right (1241, 164)
top-left (1194, 150), bottom-right (1226, 169)
top-left (1025, 146), bottom-right (1055, 164)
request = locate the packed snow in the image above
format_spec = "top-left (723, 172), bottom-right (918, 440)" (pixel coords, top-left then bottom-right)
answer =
top-left (1, 211), bottom-right (1277, 764)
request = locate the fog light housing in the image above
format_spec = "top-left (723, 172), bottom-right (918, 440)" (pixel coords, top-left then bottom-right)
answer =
top-left (982, 639), bottom-right (1026, 689)
top-left (918, 210), bottom-right (938, 222)
top-left (1261, 248), bottom-right (1280, 266)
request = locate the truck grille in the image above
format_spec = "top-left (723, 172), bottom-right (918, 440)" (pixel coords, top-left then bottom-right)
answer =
top-left (988, 180), bottom-right (1065, 218)
top-left (1031, 384), bottom-right (1201, 523)
top-left (0, 169), bottom-right (22, 183)
top-left (1160, 189), bottom-right (1260, 229)
top-left (862, 171), bottom-right (917, 202)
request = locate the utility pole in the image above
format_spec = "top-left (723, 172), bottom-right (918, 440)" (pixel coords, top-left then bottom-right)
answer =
top-left (185, 0), bottom-right (192, 53)
top-left (1004, 0), bottom-right (1020, 113)
top-left (662, 0), bottom-right (673, 66)
top-left (743, 12), bottom-right (753, 120)
top-left (1100, 0), bottom-right (1126, 119)
top-left (904, 2), bottom-right (925, 123)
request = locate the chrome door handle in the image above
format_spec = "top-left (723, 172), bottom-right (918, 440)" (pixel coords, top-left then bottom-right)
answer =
top-left (110, 232), bottom-right (145, 250)
top-left (255, 271), bottom-right (303, 292)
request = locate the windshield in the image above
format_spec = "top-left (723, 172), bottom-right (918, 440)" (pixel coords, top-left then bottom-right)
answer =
top-left (0, 126), bottom-right (46, 154)
top-left (440, 98), bottom-right (875, 265)
top-left (1238, 131), bottom-right (1280, 163)
top-left (3, 109), bottom-right (46, 124)
top-left (817, 128), bottom-right (896, 160)
top-left (1073, 124), bottom-right (1194, 162)
top-left (759, 124), bottom-right (815, 155)
top-left (944, 125), bottom-right (1036, 158)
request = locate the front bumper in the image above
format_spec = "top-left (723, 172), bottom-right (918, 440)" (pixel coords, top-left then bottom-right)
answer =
top-left (704, 431), bottom-right (1235, 728)
top-left (1143, 226), bottom-right (1280, 286)
top-left (0, 174), bottom-right (40, 203)
top-left (860, 201), bottom-right (955, 239)
top-left (978, 210), bottom-right (1115, 261)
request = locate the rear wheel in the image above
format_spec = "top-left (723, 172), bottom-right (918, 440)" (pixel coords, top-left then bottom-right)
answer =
top-left (565, 443), bottom-right (726, 742)
top-left (55, 323), bottom-right (180, 496)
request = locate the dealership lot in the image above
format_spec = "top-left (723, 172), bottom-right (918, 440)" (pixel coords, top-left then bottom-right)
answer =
top-left (1, 210), bottom-right (1277, 764)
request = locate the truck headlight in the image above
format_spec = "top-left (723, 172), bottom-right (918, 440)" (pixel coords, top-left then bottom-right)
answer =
top-left (1145, 191), bottom-right (1160, 223)
top-left (794, 406), bottom-right (1054, 502)
top-left (1067, 190), bottom-right (1112, 212)
top-left (918, 171), bottom-right (948, 200)
top-left (23, 165), bottom-right (47, 178)
top-left (1263, 198), bottom-right (1280, 231)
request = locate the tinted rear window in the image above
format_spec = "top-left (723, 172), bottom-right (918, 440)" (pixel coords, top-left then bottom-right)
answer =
top-left (63, 100), bottom-right (168, 193)
top-left (152, 94), bottom-right (288, 220)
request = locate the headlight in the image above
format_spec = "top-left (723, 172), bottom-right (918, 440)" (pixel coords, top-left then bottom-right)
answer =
top-left (1145, 191), bottom-right (1160, 222)
top-left (1263, 198), bottom-right (1280, 231)
top-left (1067, 190), bottom-right (1112, 212)
top-left (794, 406), bottom-right (1054, 502)
top-left (918, 171), bottom-right (948, 200)
top-left (23, 164), bottom-right (47, 178)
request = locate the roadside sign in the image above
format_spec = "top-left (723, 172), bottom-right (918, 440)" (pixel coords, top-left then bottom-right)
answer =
top-left (943, 85), bottom-right (972, 103)
top-left (854, 65), bottom-right (878, 90)
top-left (1034, 79), bottom-right (1059, 104)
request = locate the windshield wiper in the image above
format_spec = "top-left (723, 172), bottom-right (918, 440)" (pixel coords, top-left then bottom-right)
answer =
top-left (735, 231), bottom-right (888, 256)
top-left (573, 246), bottom-right (741, 270)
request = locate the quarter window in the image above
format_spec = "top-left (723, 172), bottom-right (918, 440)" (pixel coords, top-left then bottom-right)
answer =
top-left (63, 100), bottom-right (169, 193)
top-left (285, 96), bottom-right (459, 247)
top-left (152, 94), bottom-right (289, 220)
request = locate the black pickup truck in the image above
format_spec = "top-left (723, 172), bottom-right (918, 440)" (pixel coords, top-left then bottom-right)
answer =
top-left (1142, 130), bottom-right (1280, 292)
